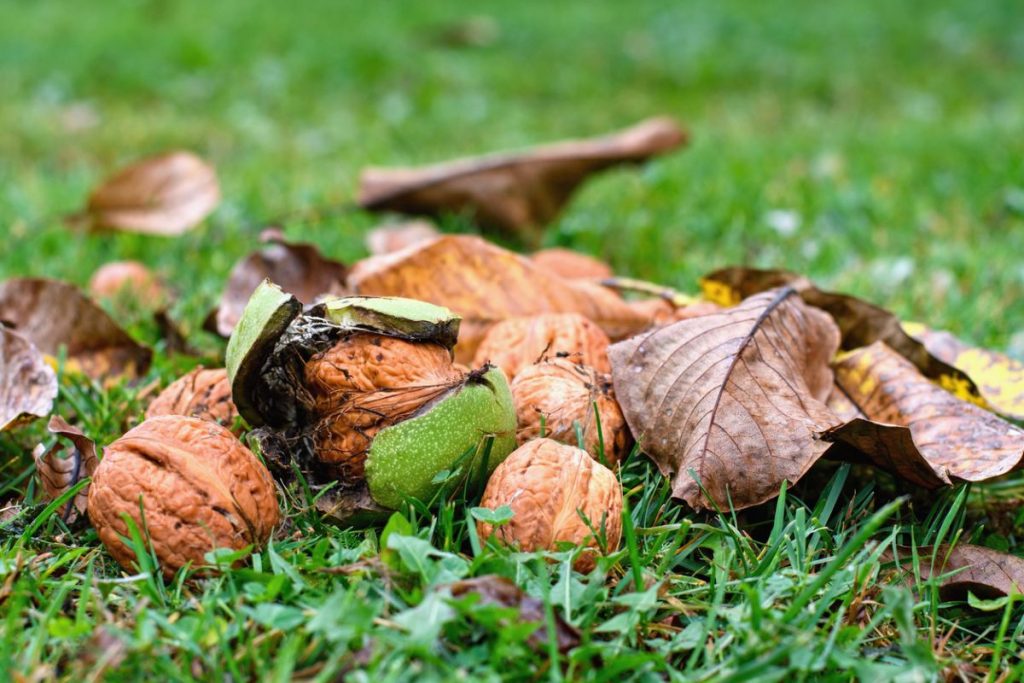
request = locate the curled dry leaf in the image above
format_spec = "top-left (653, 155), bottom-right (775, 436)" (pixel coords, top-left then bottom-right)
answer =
top-left (903, 322), bottom-right (1024, 421)
top-left (446, 575), bottom-right (580, 653)
top-left (888, 544), bottom-right (1024, 599)
top-left (0, 327), bottom-right (57, 432)
top-left (358, 117), bottom-right (687, 243)
top-left (0, 278), bottom-right (151, 379)
top-left (214, 238), bottom-right (348, 336)
top-left (365, 220), bottom-right (440, 256)
top-left (530, 248), bottom-right (613, 280)
top-left (823, 342), bottom-right (1024, 488)
top-left (609, 288), bottom-right (842, 511)
top-left (701, 266), bottom-right (988, 409)
top-left (85, 151), bottom-right (220, 236)
top-left (34, 416), bottom-right (98, 523)
top-left (349, 235), bottom-right (648, 363)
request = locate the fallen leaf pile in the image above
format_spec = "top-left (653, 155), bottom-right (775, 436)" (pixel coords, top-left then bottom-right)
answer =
top-left (5, 116), bottom-right (1024, 610)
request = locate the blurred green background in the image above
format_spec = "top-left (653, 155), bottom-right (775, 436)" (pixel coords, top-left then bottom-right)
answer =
top-left (2, 0), bottom-right (1023, 352)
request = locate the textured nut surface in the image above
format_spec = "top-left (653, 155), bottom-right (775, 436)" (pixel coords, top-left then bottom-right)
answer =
top-left (145, 367), bottom-right (239, 430)
top-left (87, 416), bottom-right (279, 576)
top-left (473, 313), bottom-right (611, 381)
top-left (88, 260), bottom-right (166, 309)
top-left (304, 333), bottom-right (464, 480)
top-left (511, 359), bottom-right (630, 467)
top-left (531, 248), bottom-right (613, 280)
top-left (477, 439), bottom-right (622, 571)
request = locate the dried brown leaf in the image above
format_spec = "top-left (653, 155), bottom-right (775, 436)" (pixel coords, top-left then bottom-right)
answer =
top-left (446, 575), bottom-right (580, 653)
top-left (358, 117), bottom-right (687, 243)
top-left (348, 235), bottom-right (649, 363)
top-left (0, 327), bottom-right (57, 432)
top-left (85, 151), bottom-right (220, 235)
top-left (701, 266), bottom-right (988, 408)
top-left (609, 288), bottom-right (842, 510)
top-left (0, 278), bottom-right (151, 379)
top-left (888, 544), bottom-right (1024, 599)
top-left (213, 238), bottom-right (348, 337)
top-left (34, 416), bottom-right (98, 523)
top-left (365, 220), bottom-right (440, 256)
top-left (823, 342), bottom-right (1024, 488)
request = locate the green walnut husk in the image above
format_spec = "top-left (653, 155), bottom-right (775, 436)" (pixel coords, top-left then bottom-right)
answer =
top-left (226, 281), bottom-right (516, 525)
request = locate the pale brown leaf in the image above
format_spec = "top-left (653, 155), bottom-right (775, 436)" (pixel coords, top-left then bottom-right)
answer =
top-left (365, 220), bottom-right (440, 256)
top-left (85, 151), bottom-right (220, 235)
top-left (348, 235), bottom-right (649, 363)
top-left (609, 288), bottom-right (842, 511)
top-left (0, 278), bottom-right (151, 379)
top-left (888, 544), bottom-right (1024, 599)
top-left (823, 342), bottom-right (1024, 488)
top-left (0, 327), bottom-right (57, 431)
top-left (358, 117), bottom-right (687, 243)
top-left (213, 238), bottom-right (348, 337)
top-left (34, 416), bottom-right (98, 523)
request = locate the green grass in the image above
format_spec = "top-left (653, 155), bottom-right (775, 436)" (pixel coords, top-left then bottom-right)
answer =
top-left (2, 0), bottom-right (1024, 679)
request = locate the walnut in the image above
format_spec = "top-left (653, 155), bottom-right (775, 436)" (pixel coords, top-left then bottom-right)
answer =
top-left (477, 438), bottom-right (622, 571)
top-left (88, 260), bottom-right (167, 309)
top-left (303, 333), bottom-right (464, 481)
top-left (87, 416), bottom-right (279, 577)
top-left (530, 248), bottom-right (613, 280)
top-left (510, 359), bottom-right (631, 467)
top-left (145, 367), bottom-right (239, 431)
top-left (629, 299), bottom-right (723, 327)
top-left (473, 313), bottom-right (611, 381)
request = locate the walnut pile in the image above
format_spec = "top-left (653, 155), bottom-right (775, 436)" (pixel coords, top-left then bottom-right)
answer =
top-left (510, 359), bottom-right (630, 467)
top-left (473, 313), bottom-right (611, 380)
top-left (145, 367), bottom-right (239, 430)
top-left (88, 416), bottom-right (279, 576)
top-left (477, 438), bottom-right (623, 572)
top-left (303, 333), bottom-right (464, 481)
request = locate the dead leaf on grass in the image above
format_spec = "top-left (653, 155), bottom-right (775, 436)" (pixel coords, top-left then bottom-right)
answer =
top-left (0, 327), bottom-right (57, 432)
top-left (358, 117), bottom-right (687, 243)
top-left (888, 544), bottom-right (1024, 599)
top-left (609, 287), bottom-right (842, 511)
top-left (34, 416), bottom-right (98, 523)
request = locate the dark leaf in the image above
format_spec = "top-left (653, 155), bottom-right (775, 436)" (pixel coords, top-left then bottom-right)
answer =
top-left (0, 278), bottom-right (151, 379)
top-left (34, 416), bottom-right (98, 524)
top-left (609, 288), bottom-right (842, 511)
top-left (0, 327), bottom-right (57, 432)
top-left (358, 117), bottom-right (687, 243)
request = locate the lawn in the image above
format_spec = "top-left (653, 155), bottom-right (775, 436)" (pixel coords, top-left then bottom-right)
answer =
top-left (2, 0), bottom-right (1024, 680)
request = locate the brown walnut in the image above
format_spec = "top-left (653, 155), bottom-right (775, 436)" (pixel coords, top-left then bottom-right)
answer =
top-left (477, 438), bottom-right (623, 572)
top-left (510, 359), bottom-right (631, 467)
top-left (145, 367), bottom-right (239, 430)
top-left (303, 333), bottom-right (464, 481)
top-left (87, 416), bottom-right (279, 577)
top-left (473, 313), bottom-right (611, 381)
top-left (530, 248), bottom-right (613, 280)
top-left (628, 299), bottom-right (723, 327)
top-left (88, 260), bottom-right (167, 310)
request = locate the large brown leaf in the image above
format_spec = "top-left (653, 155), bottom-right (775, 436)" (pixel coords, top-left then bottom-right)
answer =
top-left (84, 151), bottom-right (220, 235)
top-left (823, 342), bottom-right (1024, 488)
top-left (888, 544), bottom-right (1024, 599)
top-left (34, 416), bottom-right (98, 524)
top-left (902, 322), bottom-right (1024, 421)
top-left (213, 237), bottom-right (349, 336)
top-left (0, 327), bottom-right (57, 432)
top-left (0, 279), bottom-right (151, 379)
top-left (348, 235), bottom-right (649, 362)
top-left (701, 267), bottom-right (988, 408)
top-left (609, 288), bottom-right (842, 511)
top-left (358, 117), bottom-right (687, 243)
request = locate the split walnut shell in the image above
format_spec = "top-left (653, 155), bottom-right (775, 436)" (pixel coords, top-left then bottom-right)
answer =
top-left (226, 284), bottom-right (517, 522)
top-left (477, 438), bottom-right (623, 572)
top-left (473, 313), bottom-right (611, 381)
top-left (510, 359), bottom-right (631, 467)
top-left (87, 416), bottom-right (279, 577)
top-left (145, 367), bottom-right (239, 431)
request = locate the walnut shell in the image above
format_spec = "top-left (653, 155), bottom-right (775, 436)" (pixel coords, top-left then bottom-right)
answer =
top-left (88, 260), bottom-right (167, 309)
top-left (473, 313), bottom-right (611, 381)
top-left (303, 333), bottom-right (464, 481)
top-left (510, 359), bottom-right (630, 467)
top-left (629, 298), bottom-right (722, 327)
top-left (87, 416), bottom-right (279, 577)
top-left (477, 439), bottom-right (622, 572)
top-left (531, 248), bottom-right (613, 280)
top-left (145, 367), bottom-right (239, 430)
